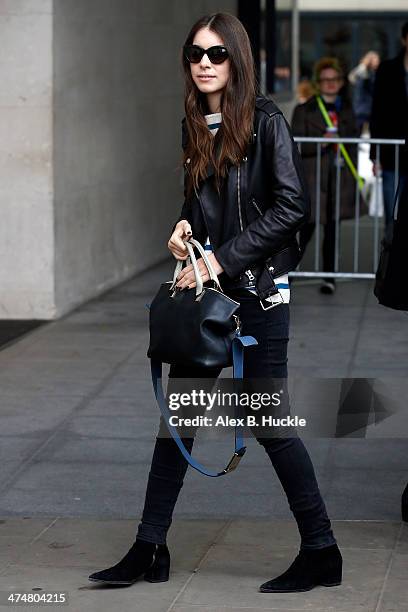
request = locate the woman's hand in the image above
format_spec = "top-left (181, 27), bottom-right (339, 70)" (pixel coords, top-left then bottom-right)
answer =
top-left (175, 253), bottom-right (224, 289)
top-left (168, 220), bottom-right (192, 260)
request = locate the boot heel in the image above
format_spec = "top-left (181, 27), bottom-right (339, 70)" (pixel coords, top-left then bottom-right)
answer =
top-left (402, 483), bottom-right (408, 522)
top-left (144, 544), bottom-right (170, 583)
top-left (320, 578), bottom-right (342, 587)
top-left (320, 568), bottom-right (342, 587)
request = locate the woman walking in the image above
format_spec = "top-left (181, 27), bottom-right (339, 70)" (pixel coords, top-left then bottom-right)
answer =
top-left (89, 13), bottom-right (342, 594)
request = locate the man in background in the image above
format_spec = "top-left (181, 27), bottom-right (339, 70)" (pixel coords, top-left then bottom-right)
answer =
top-left (348, 51), bottom-right (380, 135)
top-left (370, 22), bottom-right (408, 231)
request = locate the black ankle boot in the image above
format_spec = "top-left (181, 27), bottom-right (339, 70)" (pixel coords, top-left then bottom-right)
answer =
top-left (402, 483), bottom-right (408, 522)
top-left (144, 543), bottom-right (171, 583)
top-left (88, 539), bottom-right (170, 585)
top-left (259, 543), bottom-right (342, 593)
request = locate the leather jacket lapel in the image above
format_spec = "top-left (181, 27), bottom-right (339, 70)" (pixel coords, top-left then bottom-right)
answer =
top-left (199, 154), bottom-right (241, 246)
top-left (198, 157), bottom-right (243, 252)
top-left (197, 174), bottom-right (224, 249)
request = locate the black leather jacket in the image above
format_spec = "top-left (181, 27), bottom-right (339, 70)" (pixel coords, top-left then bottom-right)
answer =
top-left (172, 94), bottom-right (310, 296)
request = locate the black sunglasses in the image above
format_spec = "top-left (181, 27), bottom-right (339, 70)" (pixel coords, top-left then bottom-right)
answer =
top-left (183, 44), bottom-right (229, 64)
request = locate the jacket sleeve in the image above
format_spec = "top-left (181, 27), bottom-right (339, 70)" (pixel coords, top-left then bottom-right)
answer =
top-left (348, 63), bottom-right (369, 85)
top-left (213, 112), bottom-right (310, 279)
top-left (170, 119), bottom-right (192, 234)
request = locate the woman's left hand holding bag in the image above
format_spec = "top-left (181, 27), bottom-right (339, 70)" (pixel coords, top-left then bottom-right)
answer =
top-left (176, 252), bottom-right (224, 289)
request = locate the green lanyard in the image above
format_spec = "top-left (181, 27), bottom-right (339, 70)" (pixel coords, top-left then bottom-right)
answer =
top-left (316, 95), bottom-right (364, 191)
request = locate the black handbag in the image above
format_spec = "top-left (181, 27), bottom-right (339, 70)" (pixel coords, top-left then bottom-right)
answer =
top-left (147, 237), bottom-right (244, 369)
top-left (146, 237), bottom-right (258, 477)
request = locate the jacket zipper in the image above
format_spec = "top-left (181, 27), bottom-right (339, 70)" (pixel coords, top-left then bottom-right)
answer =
top-left (251, 197), bottom-right (263, 216)
top-left (237, 160), bottom-right (255, 286)
top-left (237, 164), bottom-right (243, 231)
top-left (187, 158), bottom-right (255, 286)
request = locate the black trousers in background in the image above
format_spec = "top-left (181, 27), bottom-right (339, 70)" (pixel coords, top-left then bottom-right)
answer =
top-left (299, 219), bottom-right (337, 276)
top-left (136, 288), bottom-right (337, 550)
top-left (299, 164), bottom-right (339, 277)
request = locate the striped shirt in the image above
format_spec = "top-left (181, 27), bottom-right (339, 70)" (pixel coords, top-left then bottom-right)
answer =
top-left (203, 111), bottom-right (290, 305)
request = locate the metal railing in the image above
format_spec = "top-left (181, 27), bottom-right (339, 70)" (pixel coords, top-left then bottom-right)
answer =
top-left (291, 137), bottom-right (405, 279)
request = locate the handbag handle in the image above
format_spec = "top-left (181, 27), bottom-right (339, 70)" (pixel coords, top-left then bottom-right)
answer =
top-left (170, 243), bottom-right (202, 296)
top-left (170, 237), bottom-right (222, 298)
top-left (188, 238), bottom-right (223, 292)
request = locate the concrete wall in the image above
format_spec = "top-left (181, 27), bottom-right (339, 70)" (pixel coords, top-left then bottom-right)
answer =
top-left (0, 0), bottom-right (236, 320)
top-left (53, 0), bottom-right (236, 317)
top-left (0, 1), bottom-right (54, 318)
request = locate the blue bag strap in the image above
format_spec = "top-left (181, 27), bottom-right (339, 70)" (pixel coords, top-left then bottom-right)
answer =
top-left (149, 331), bottom-right (258, 477)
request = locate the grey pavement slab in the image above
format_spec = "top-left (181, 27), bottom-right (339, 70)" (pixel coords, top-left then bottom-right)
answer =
top-left (173, 544), bottom-right (390, 611)
top-left (396, 523), bottom-right (408, 554)
top-left (0, 518), bottom-right (406, 612)
top-left (0, 267), bottom-right (406, 521)
top-left (330, 438), bottom-right (408, 470)
top-left (377, 552), bottom-right (408, 612)
top-left (218, 518), bottom-right (402, 550)
top-left (0, 396), bottom-right (82, 437)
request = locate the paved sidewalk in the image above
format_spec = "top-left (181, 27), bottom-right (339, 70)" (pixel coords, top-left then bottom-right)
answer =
top-left (0, 258), bottom-right (407, 611)
top-left (0, 517), bottom-right (406, 611)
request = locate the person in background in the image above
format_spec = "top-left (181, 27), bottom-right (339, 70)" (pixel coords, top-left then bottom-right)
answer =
top-left (373, 174), bottom-right (408, 523)
top-left (291, 57), bottom-right (360, 295)
top-left (370, 21), bottom-right (408, 232)
top-left (348, 51), bottom-right (380, 135)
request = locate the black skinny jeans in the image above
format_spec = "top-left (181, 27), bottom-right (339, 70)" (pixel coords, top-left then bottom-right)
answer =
top-left (137, 288), bottom-right (336, 550)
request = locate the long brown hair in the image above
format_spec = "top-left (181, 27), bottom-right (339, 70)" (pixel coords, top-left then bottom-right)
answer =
top-left (181, 13), bottom-right (258, 198)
